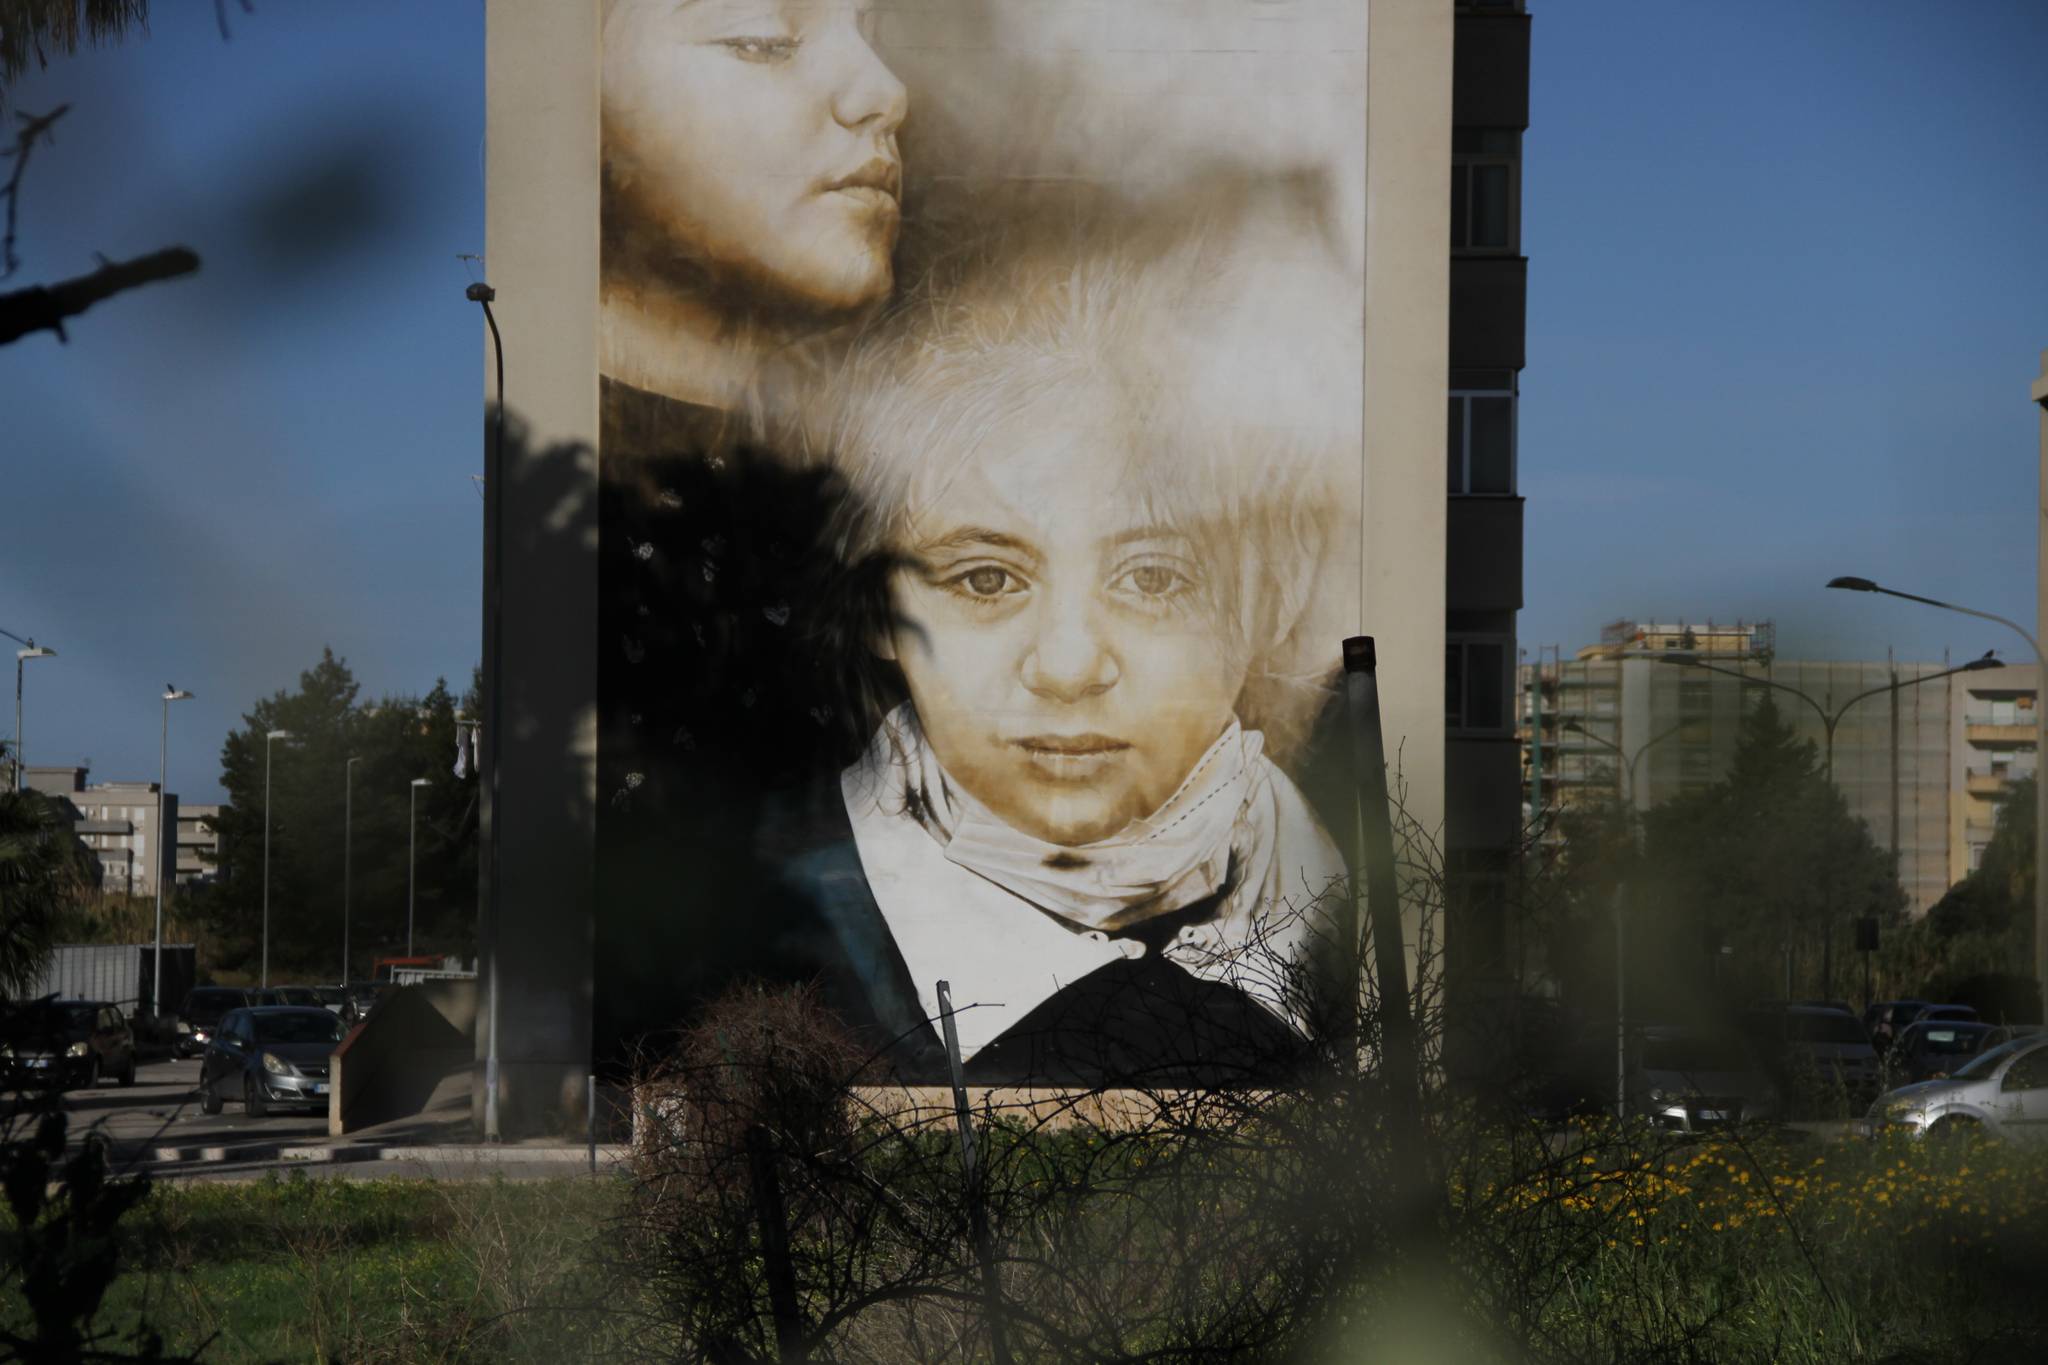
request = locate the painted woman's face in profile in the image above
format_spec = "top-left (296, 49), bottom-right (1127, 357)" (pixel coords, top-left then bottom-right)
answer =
top-left (883, 392), bottom-right (1248, 847)
top-left (604, 0), bottom-right (908, 312)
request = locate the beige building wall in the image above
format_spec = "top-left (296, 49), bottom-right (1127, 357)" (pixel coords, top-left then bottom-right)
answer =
top-left (1948, 664), bottom-right (2039, 885)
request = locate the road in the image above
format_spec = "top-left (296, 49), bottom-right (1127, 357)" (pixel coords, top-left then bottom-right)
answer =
top-left (7, 1057), bottom-right (620, 1181)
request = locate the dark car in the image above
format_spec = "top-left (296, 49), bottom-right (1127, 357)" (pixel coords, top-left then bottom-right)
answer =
top-left (340, 981), bottom-right (391, 1024)
top-left (1864, 999), bottom-right (1933, 1052)
top-left (2, 1000), bottom-right (137, 1089)
top-left (175, 987), bottom-right (251, 1058)
top-left (1913, 1004), bottom-right (1981, 1026)
top-left (1742, 1005), bottom-right (1882, 1112)
top-left (1885, 1020), bottom-right (1995, 1085)
top-left (196, 1006), bottom-right (344, 1117)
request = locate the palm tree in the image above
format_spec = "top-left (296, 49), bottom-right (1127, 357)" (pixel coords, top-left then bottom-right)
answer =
top-left (0, 786), bottom-right (94, 997)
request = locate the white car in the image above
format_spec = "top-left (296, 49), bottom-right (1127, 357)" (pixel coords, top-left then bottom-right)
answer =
top-left (1867, 1035), bottom-right (2048, 1141)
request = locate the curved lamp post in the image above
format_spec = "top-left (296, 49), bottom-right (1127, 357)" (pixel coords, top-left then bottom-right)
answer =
top-left (154, 686), bottom-right (193, 1019)
top-left (1829, 576), bottom-right (2048, 1025)
top-left (1656, 648), bottom-right (2003, 1002)
top-left (1561, 716), bottom-right (1690, 1120)
top-left (3, 630), bottom-right (56, 793)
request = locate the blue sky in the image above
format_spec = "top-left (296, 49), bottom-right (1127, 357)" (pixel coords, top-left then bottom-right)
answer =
top-left (3, 1), bottom-right (2046, 802)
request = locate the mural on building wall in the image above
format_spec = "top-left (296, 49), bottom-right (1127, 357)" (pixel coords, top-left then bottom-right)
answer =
top-left (595, 0), bottom-right (1370, 1082)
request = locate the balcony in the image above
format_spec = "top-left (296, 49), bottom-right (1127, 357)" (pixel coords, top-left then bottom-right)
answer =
top-left (1966, 722), bottom-right (2036, 748)
top-left (1966, 772), bottom-right (2014, 798)
top-left (1453, 9), bottom-right (1530, 129)
top-left (1449, 257), bottom-right (1527, 369)
top-left (1446, 496), bottom-right (1523, 612)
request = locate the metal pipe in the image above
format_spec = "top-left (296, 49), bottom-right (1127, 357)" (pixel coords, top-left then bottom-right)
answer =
top-left (468, 280), bottom-right (504, 1144)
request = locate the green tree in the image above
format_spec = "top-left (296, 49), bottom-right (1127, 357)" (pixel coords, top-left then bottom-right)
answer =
top-left (190, 648), bottom-right (479, 983)
top-left (0, 787), bottom-right (96, 997)
top-left (1631, 697), bottom-right (1905, 1009)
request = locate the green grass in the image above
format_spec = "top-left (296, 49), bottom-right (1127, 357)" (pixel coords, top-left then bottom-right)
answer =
top-left (5, 1129), bottom-right (2048, 1362)
top-left (6, 1173), bottom-right (625, 1363)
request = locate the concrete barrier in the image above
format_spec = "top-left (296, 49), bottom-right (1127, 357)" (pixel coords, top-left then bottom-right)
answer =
top-left (329, 978), bottom-right (477, 1136)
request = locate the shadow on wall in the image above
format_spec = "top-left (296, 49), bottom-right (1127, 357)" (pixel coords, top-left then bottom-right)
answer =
top-left (332, 972), bottom-right (476, 1135)
top-left (477, 407), bottom-right (603, 1136)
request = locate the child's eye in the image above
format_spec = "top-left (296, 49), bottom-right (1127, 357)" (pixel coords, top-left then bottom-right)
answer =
top-left (1113, 562), bottom-right (1195, 599)
top-left (950, 566), bottom-right (1023, 599)
top-left (719, 35), bottom-right (800, 63)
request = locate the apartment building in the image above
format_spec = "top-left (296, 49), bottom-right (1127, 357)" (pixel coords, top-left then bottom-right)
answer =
top-left (1521, 623), bottom-right (2034, 918)
top-left (25, 765), bottom-right (180, 899)
top-left (1444, 0), bottom-right (1532, 990)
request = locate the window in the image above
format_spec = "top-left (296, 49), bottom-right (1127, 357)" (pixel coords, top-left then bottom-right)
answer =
top-left (1447, 637), bottom-right (1512, 734)
top-left (1451, 129), bottom-right (1520, 253)
top-left (1447, 370), bottom-right (1516, 495)
top-left (2001, 1046), bottom-right (2048, 1092)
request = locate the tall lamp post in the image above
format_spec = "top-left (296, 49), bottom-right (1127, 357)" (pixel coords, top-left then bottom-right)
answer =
top-left (154, 686), bottom-right (193, 1019)
top-left (344, 756), bottom-right (362, 985)
top-left (1561, 716), bottom-right (1689, 1119)
top-left (4, 631), bottom-right (56, 792)
top-left (1828, 575), bottom-right (2048, 1025)
top-left (261, 728), bottom-right (293, 988)
top-left (408, 778), bottom-right (432, 957)
top-left (1657, 649), bottom-right (2004, 1000)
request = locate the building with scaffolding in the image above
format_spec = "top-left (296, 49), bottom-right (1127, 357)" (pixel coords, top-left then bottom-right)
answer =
top-left (1520, 619), bottom-right (2026, 918)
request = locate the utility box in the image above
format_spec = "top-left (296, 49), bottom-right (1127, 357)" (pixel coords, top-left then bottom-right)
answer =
top-left (22, 943), bottom-right (197, 1019)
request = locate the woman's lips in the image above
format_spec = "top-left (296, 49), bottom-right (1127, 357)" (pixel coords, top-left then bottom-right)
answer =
top-left (821, 158), bottom-right (901, 211)
top-left (1012, 734), bottom-right (1130, 782)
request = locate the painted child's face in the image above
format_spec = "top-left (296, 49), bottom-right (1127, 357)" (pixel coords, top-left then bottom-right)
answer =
top-left (883, 390), bottom-right (1246, 846)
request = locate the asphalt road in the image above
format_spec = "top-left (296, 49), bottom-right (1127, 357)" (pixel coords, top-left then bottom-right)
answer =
top-left (6, 1057), bottom-right (620, 1181)
top-left (21, 1056), bottom-right (329, 1163)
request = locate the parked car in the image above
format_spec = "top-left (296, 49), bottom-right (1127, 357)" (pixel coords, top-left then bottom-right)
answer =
top-left (196, 1006), bottom-right (345, 1117)
top-left (1982, 1023), bottom-right (2046, 1049)
top-left (1, 1000), bottom-right (136, 1088)
top-left (340, 981), bottom-right (390, 1024)
top-left (174, 987), bottom-right (250, 1058)
top-left (1863, 999), bottom-right (1933, 1050)
top-left (1912, 1003), bottom-right (1980, 1026)
top-left (1630, 1026), bottom-right (1778, 1132)
top-left (271, 986), bottom-right (326, 1008)
top-left (312, 986), bottom-right (348, 1014)
top-left (1742, 1005), bottom-right (1882, 1111)
top-left (1884, 1020), bottom-right (1995, 1086)
top-left (1869, 1035), bottom-right (2048, 1142)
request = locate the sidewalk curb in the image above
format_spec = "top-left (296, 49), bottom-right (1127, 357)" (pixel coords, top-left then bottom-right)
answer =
top-left (144, 1142), bottom-right (632, 1169)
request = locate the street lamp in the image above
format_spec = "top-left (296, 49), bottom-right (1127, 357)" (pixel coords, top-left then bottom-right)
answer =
top-left (408, 778), bottom-right (432, 957)
top-left (1655, 649), bottom-right (2002, 782)
top-left (1655, 648), bottom-right (2002, 1002)
top-left (344, 756), bottom-right (362, 985)
top-left (154, 686), bottom-right (193, 1020)
top-left (4, 633), bottom-right (56, 793)
top-left (262, 728), bottom-right (293, 988)
top-left (1560, 715), bottom-right (1690, 1120)
top-left (1828, 575), bottom-right (2048, 1026)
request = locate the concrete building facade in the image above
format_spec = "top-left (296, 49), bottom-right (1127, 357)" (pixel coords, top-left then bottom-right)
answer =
top-left (26, 766), bottom-right (179, 899)
top-left (1521, 624), bottom-right (2038, 919)
top-left (1444, 0), bottom-right (1532, 993)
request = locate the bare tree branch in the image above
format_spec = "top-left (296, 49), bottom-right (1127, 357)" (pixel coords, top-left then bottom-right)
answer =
top-left (0, 244), bottom-right (197, 345)
top-left (2, 103), bottom-right (67, 276)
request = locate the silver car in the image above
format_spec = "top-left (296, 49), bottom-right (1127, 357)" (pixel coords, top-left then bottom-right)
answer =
top-left (1867, 1035), bottom-right (2048, 1141)
top-left (196, 1006), bottom-right (343, 1117)
top-left (1632, 1027), bottom-right (1780, 1132)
